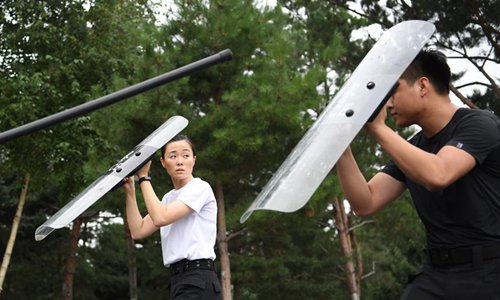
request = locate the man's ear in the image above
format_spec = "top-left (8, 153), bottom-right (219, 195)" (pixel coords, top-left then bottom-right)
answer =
top-left (418, 77), bottom-right (431, 97)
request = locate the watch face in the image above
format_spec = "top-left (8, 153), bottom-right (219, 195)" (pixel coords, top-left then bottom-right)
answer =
top-left (138, 176), bottom-right (151, 184)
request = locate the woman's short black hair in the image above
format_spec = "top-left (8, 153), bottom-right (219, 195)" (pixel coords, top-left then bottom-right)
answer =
top-left (161, 134), bottom-right (196, 158)
top-left (401, 49), bottom-right (451, 95)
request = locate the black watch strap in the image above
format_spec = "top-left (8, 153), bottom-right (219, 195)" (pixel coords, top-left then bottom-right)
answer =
top-left (138, 176), bottom-right (152, 185)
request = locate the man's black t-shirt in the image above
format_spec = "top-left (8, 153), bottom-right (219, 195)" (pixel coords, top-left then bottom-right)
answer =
top-left (382, 108), bottom-right (500, 249)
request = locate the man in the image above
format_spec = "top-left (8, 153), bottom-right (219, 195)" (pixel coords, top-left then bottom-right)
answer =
top-left (336, 49), bottom-right (500, 299)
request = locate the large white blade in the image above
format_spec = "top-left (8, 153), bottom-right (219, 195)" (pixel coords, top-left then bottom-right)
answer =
top-left (241, 20), bottom-right (435, 223)
top-left (35, 115), bottom-right (188, 240)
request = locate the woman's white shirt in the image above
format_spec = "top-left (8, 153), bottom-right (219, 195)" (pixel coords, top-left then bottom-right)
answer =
top-left (159, 178), bottom-right (217, 266)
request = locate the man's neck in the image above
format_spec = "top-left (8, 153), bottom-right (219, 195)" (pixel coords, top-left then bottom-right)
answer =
top-left (419, 98), bottom-right (459, 138)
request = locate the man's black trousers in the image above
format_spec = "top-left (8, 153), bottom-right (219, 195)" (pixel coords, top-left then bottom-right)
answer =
top-left (400, 257), bottom-right (500, 299)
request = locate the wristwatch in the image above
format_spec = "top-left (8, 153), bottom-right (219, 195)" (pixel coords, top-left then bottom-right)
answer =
top-left (137, 176), bottom-right (152, 185)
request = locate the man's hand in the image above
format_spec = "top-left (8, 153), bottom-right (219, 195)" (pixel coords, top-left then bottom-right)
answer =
top-left (365, 103), bottom-right (390, 136)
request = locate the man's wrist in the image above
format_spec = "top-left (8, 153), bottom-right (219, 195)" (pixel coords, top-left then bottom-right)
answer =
top-left (366, 122), bottom-right (389, 138)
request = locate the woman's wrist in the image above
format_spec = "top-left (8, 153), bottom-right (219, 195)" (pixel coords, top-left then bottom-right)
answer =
top-left (137, 175), bottom-right (152, 185)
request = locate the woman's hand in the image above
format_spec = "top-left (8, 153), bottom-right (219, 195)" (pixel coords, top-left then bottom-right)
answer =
top-left (122, 176), bottom-right (135, 195)
top-left (137, 160), bottom-right (152, 178)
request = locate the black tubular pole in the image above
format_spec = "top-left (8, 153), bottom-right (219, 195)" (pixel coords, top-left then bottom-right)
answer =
top-left (0, 49), bottom-right (233, 144)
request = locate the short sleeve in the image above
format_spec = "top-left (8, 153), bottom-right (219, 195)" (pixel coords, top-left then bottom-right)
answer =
top-left (446, 112), bottom-right (500, 165)
top-left (177, 180), bottom-right (215, 213)
top-left (381, 160), bottom-right (406, 182)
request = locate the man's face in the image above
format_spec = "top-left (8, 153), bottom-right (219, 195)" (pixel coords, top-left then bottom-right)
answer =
top-left (387, 78), bottom-right (423, 127)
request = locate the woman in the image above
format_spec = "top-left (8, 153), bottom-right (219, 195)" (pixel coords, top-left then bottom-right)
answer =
top-left (123, 134), bottom-right (221, 299)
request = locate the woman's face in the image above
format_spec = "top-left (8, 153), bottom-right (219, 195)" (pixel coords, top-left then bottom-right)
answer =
top-left (160, 140), bottom-right (196, 182)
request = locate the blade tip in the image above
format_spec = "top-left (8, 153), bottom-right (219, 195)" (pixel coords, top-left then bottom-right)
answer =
top-left (240, 210), bottom-right (253, 223)
top-left (35, 226), bottom-right (55, 241)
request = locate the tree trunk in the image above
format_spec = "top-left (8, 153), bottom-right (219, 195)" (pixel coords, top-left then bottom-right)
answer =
top-left (215, 181), bottom-right (232, 300)
top-left (62, 217), bottom-right (83, 300)
top-left (349, 216), bottom-right (363, 296)
top-left (124, 217), bottom-right (138, 300)
top-left (0, 173), bottom-right (30, 296)
top-left (233, 281), bottom-right (239, 300)
top-left (333, 198), bottom-right (360, 300)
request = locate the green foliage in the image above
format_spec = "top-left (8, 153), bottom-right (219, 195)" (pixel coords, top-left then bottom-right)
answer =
top-left (471, 89), bottom-right (500, 115)
top-left (0, 0), bottom-right (159, 299)
top-left (81, 223), bottom-right (131, 300)
top-left (357, 194), bottom-right (425, 299)
top-left (231, 211), bottom-right (348, 299)
top-left (0, 1), bottom-right (494, 299)
top-left (1, 191), bottom-right (68, 299)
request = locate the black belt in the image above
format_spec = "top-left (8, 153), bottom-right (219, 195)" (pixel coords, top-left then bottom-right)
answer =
top-left (426, 243), bottom-right (500, 267)
top-left (170, 259), bottom-right (215, 274)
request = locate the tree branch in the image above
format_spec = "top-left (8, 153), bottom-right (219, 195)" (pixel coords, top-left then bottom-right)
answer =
top-left (227, 228), bottom-right (246, 242)
top-left (473, 12), bottom-right (500, 55)
top-left (455, 33), bottom-right (468, 57)
top-left (361, 262), bottom-right (376, 279)
top-left (346, 220), bottom-right (374, 233)
top-left (447, 55), bottom-right (498, 64)
top-left (463, 55), bottom-right (500, 97)
top-left (450, 84), bottom-right (480, 109)
top-left (455, 81), bottom-right (491, 89)
top-left (440, 36), bottom-right (500, 98)
top-left (331, 1), bottom-right (391, 29)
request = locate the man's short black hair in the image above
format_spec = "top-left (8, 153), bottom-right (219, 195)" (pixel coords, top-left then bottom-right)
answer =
top-left (401, 49), bottom-right (451, 95)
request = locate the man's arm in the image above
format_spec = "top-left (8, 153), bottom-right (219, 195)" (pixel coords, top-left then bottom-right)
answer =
top-left (336, 147), bottom-right (406, 216)
top-left (367, 124), bottom-right (476, 191)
